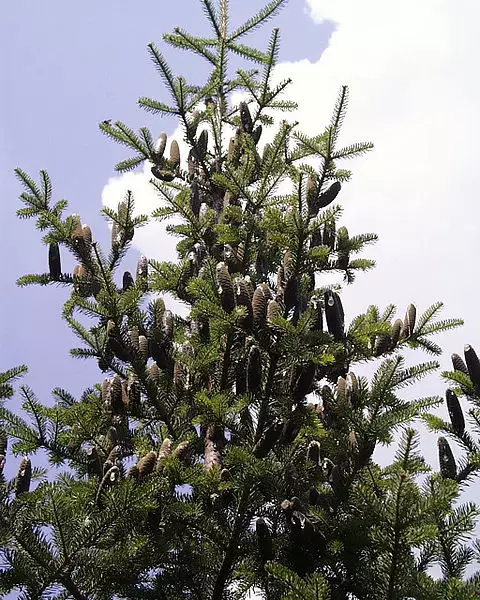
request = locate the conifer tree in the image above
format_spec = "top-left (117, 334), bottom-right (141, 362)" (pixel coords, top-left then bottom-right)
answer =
top-left (2, 1), bottom-right (480, 598)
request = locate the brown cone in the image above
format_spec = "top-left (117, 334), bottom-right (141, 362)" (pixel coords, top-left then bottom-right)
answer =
top-left (138, 335), bottom-right (149, 362)
top-left (216, 262), bottom-right (235, 313)
top-left (336, 376), bottom-right (347, 403)
top-left (391, 319), bottom-right (403, 347)
top-left (374, 335), bottom-right (391, 357)
top-left (173, 441), bottom-right (191, 464)
top-left (138, 450), bottom-right (157, 477)
top-left (154, 132), bottom-right (167, 160)
top-left (170, 140), bottom-right (180, 168)
top-left (136, 256), bottom-right (148, 291)
top-left (148, 362), bottom-right (160, 384)
top-left (127, 464), bottom-right (140, 481)
top-left (162, 310), bottom-right (174, 339)
top-left (110, 375), bottom-right (124, 415)
top-left (15, 457), bottom-right (32, 496)
top-left (156, 438), bottom-right (172, 471)
top-left (101, 378), bottom-right (111, 407)
top-left (235, 278), bottom-right (253, 329)
top-left (82, 224), bottom-right (93, 247)
top-left (252, 285), bottom-right (269, 326)
top-left (204, 425), bottom-right (225, 471)
top-left (129, 328), bottom-right (139, 351)
top-left (346, 372), bottom-right (360, 407)
top-left (267, 299), bottom-right (282, 325)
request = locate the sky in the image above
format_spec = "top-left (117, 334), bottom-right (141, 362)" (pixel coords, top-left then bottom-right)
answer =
top-left (1, 0), bottom-right (480, 597)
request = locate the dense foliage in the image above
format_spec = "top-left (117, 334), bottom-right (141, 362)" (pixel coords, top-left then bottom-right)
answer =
top-left (2, 1), bottom-right (480, 598)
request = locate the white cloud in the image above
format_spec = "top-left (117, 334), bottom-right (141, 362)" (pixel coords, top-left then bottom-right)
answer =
top-left (102, 0), bottom-right (480, 582)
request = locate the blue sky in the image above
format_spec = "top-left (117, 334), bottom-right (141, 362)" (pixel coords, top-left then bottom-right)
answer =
top-left (1, 0), bottom-right (480, 596)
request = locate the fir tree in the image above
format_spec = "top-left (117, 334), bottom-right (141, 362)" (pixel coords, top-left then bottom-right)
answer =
top-left (2, 1), bottom-right (480, 598)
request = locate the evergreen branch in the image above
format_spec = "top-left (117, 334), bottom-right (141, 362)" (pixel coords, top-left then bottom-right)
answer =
top-left (227, 43), bottom-right (269, 64)
top-left (114, 155), bottom-right (146, 173)
top-left (0, 365), bottom-right (28, 400)
top-left (165, 28), bottom-right (217, 64)
top-left (332, 141), bottom-right (374, 160)
top-left (20, 386), bottom-right (48, 444)
top-left (199, 0), bottom-right (221, 38)
top-left (138, 97), bottom-right (180, 116)
top-left (228, 0), bottom-right (286, 43)
top-left (260, 28), bottom-right (280, 107)
top-left (48, 488), bottom-right (69, 564)
top-left (147, 43), bottom-right (179, 105)
top-left (14, 169), bottom-right (48, 210)
top-left (329, 85), bottom-right (349, 147)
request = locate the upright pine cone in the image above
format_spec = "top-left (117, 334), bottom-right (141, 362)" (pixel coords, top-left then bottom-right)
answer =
top-left (247, 345), bottom-right (262, 392)
top-left (324, 290), bottom-right (344, 340)
top-left (400, 304), bottom-right (416, 340)
top-left (445, 389), bottom-right (465, 436)
top-left (438, 437), bottom-right (456, 480)
top-left (391, 318), bottom-right (403, 348)
top-left (204, 425), bottom-right (225, 471)
top-left (252, 284), bottom-right (270, 327)
top-left (15, 457), bottom-right (32, 496)
top-left (251, 124), bottom-right (262, 144)
top-left (346, 371), bottom-right (360, 407)
top-left (170, 140), bottom-right (180, 169)
top-left (306, 174), bottom-right (318, 217)
top-left (318, 181), bottom-right (341, 208)
top-left (196, 129), bottom-right (208, 160)
top-left (110, 375), bottom-right (124, 415)
top-left (255, 518), bottom-right (273, 562)
top-left (309, 295), bottom-right (323, 332)
top-left (451, 352), bottom-right (469, 376)
top-left (156, 438), bottom-right (172, 471)
top-left (154, 132), bottom-right (167, 160)
top-left (123, 271), bottom-right (134, 291)
top-left (216, 262), bottom-right (235, 313)
top-left (307, 440), bottom-right (321, 465)
top-left (239, 102), bottom-right (253, 133)
top-left (253, 421), bottom-right (283, 458)
top-left (48, 243), bottom-right (62, 280)
top-left (235, 278), bottom-right (253, 329)
top-left (136, 256), bottom-right (148, 292)
top-left (190, 181), bottom-right (201, 217)
top-left (138, 451), bottom-right (157, 478)
top-left (464, 345), bottom-right (480, 391)
top-left (291, 363), bottom-right (316, 403)
top-left (374, 334), bottom-right (390, 357)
